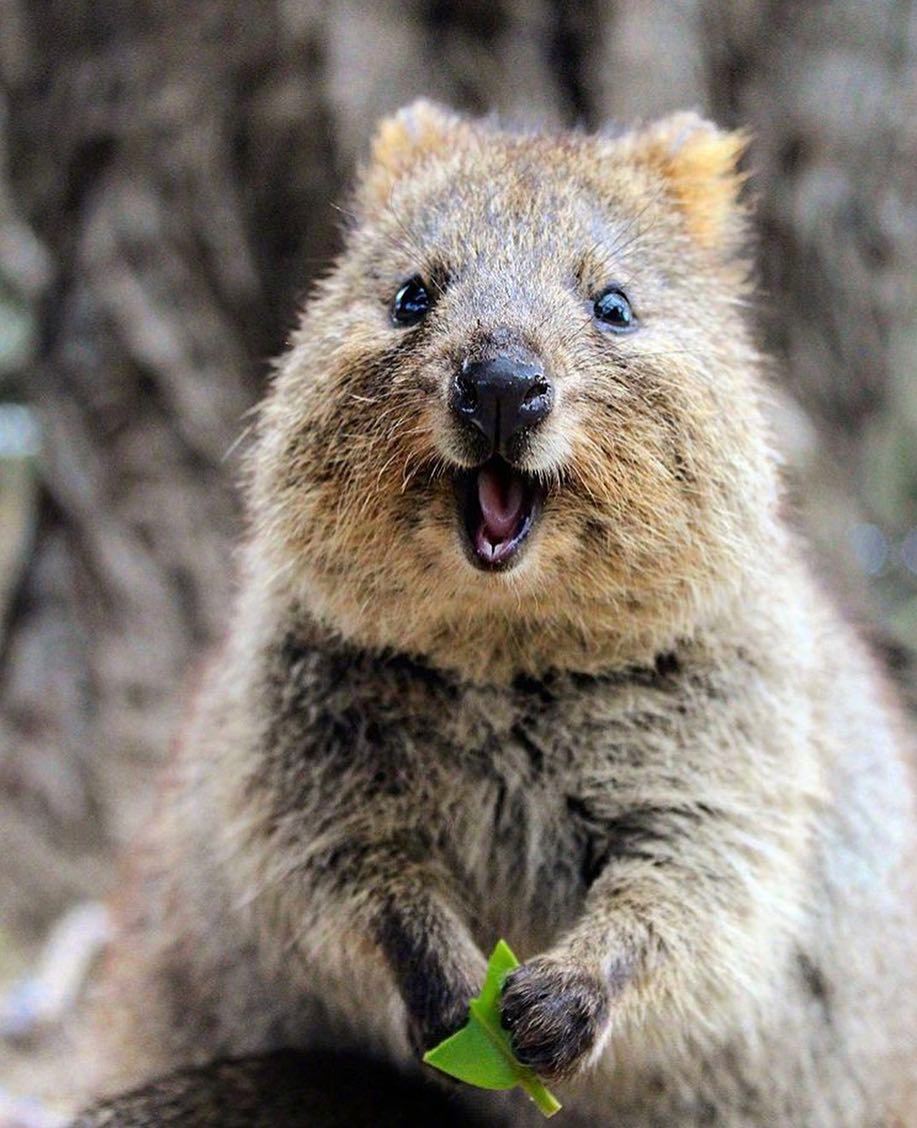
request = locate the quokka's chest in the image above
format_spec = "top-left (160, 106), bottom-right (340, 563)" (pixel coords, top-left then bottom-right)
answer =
top-left (437, 747), bottom-right (595, 955)
top-left (334, 676), bottom-right (651, 947)
top-left (277, 650), bottom-right (687, 944)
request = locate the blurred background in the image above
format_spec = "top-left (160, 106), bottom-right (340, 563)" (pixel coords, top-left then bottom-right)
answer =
top-left (0, 0), bottom-right (914, 1118)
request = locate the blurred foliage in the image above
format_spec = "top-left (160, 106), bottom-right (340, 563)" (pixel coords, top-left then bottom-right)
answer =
top-left (0, 295), bottom-right (31, 381)
top-left (858, 316), bottom-right (917, 653)
top-left (0, 261), bottom-right (40, 626)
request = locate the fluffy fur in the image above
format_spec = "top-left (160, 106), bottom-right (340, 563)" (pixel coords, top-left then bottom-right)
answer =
top-left (82, 103), bottom-right (916, 1126)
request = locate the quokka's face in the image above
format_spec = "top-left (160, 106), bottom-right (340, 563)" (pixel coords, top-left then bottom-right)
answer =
top-left (254, 103), bottom-right (779, 674)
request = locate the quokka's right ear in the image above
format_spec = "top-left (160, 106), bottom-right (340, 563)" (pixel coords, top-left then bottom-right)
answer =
top-left (360, 100), bottom-right (466, 207)
top-left (616, 111), bottom-right (751, 253)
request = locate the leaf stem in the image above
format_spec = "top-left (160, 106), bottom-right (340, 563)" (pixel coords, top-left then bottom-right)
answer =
top-left (518, 1073), bottom-right (563, 1117)
top-left (468, 998), bottom-right (562, 1118)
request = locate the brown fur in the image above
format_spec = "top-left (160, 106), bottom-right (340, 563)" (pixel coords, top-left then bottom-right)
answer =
top-left (81, 103), bottom-right (917, 1126)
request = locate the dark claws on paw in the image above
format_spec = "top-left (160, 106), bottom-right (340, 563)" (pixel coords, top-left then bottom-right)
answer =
top-left (500, 958), bottom-right (609, 1080)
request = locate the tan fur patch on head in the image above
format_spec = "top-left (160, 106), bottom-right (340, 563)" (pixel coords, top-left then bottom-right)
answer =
top-left (621, 112), bottom-right (750, 251)
top-left (363, 99), bottom-right (467, 208)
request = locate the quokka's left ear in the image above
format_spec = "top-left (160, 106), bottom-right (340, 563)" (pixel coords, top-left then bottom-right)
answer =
top-left (618, 111), bottom-right (751, 252)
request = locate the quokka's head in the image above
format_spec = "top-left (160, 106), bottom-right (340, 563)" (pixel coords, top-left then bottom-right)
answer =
top-left (252, 102), bottom-right (781, 679)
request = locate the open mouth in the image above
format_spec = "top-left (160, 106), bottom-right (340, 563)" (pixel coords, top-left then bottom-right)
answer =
top-left (454, 457), bottom-right (544, 571)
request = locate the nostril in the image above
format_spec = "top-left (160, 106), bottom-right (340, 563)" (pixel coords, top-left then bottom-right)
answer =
top-left (523, 376), bottom-right (550, 406)
top-left (455, 372), bottom-right (478, 410)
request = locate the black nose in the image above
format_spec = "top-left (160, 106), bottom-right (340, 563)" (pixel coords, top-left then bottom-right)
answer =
top-left (451, 355), bottom-right (553, 457)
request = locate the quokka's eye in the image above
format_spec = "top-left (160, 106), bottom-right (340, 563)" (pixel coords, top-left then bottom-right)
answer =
top-left (593, 286), bottom-right (637, 332)
top-left (391, 276), bottom-right (431, 326)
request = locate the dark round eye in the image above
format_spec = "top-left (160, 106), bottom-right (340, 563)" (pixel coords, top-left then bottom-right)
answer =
top-left (593, 286), bottom-right (636, 332)
top-left (391, 276), bottom-right (431, 326)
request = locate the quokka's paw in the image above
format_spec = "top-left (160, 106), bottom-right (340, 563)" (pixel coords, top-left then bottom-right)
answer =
top-left (500, 955), bottom-right (611, 1081)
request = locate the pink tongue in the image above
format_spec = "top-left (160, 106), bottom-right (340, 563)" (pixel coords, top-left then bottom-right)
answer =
top-left (478, 464), bottom-right (525, 543)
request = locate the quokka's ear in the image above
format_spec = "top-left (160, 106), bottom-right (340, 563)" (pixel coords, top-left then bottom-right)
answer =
top-left (619, 112), bottom-right (750, 251)
top-left (361, 100), bottom-right (466, 206)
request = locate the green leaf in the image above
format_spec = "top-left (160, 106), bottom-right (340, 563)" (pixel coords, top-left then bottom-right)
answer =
top-left (422, 940), bottom-right (562, 1118)
top-left (422, 1012), bottom-right (519, 1089)
top-left (476, 938), bottom-right (518, 1011)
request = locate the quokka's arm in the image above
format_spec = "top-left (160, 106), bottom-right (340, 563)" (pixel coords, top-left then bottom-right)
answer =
top-left (252, 827), bottom-right (488, 1054)
top-left (501, 796), bottom-right (801, 1081)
